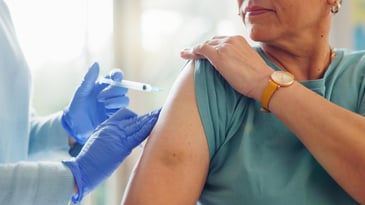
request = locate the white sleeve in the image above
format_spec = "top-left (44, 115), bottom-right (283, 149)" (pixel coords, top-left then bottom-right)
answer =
top-left (0, 161), bottom-right (74, 205)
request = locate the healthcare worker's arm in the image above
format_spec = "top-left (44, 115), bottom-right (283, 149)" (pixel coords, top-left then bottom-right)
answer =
top-left (29, 112), bottom-right (71, 159)
top-left (0, 108), bottom-right (160, 205)
top-left (0, 161), bottom-right (74, 205)
top-left (121, 62), bottom-right (209, 204)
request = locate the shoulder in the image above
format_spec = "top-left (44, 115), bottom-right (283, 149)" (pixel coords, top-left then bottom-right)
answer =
top-left (336, 48), bottom-right (365, 64)
top-left (329, 48), bottom-right (365, 75)
top-left (193, 59), bottom-right (254, 160)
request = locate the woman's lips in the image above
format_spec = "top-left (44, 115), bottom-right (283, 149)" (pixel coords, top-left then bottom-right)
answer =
top-left (245, 6), bottom-right (273, 16)
top-left (247, 9), bottom-right (270, 16)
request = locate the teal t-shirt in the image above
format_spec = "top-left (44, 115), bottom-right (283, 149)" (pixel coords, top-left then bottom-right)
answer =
top-left (194, 48), bottom-right (365, 205)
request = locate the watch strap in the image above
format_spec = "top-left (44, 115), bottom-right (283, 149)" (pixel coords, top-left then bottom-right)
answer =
top-left (261, 79), bottom-right (279, 112)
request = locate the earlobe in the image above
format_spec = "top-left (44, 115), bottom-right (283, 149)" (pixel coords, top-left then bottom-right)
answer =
top-left (237, 2), bottom-right (244, 17)
top-left (327, 0), bottom-right (341, 7)
top-left (237, 0), bottom-right (243, 6)
top-left (237, 0), bottom-right (243, 14)
top-left (330, 0), bottom-right (341, 14)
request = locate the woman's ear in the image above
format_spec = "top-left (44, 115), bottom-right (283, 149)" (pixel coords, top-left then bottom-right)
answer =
top-left (327, 0), bottom-right (340, 6)
top-left (237, 0), bottom-right (244, 16)
top-left (329, 0), bottom-right (341, 14)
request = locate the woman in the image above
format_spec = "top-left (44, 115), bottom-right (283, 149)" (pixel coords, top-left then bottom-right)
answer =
top-left (121, 0), bottom-right (365, 204)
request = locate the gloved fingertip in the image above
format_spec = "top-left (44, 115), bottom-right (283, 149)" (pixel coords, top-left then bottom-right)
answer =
top-left (89, 62), bottom-right (100, 74)
top-left (83, 62), bottom-right (100, 83)
top-left (155, 107), bottom-right (162, 114)
top-left (106, 69), bottom-right (124, 81)
top-left (140, 111), bottom-right (159, 125)
top-left (134, 117), bottom-right (158, 140)
top-left (91, 62), bottom-right (99, 69)
top-left (110, 108), bottom-right (137, 121)
top-left (149, 108), bottom-right (162, 118)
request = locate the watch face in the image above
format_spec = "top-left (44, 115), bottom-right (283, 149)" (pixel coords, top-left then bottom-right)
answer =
top-left (271, 71), bottom-right (294, 86)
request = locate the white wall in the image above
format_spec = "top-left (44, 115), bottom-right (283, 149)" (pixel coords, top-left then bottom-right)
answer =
top-left (331, 1), bottom-right (352, 49)
top-left (331, 1), bottom-right (365, 50)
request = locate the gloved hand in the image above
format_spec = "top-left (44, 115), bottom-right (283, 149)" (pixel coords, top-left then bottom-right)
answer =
top-left (62, 107), bottom-right (161, 203)
top-left (61, 62), bottom-right (129, 144)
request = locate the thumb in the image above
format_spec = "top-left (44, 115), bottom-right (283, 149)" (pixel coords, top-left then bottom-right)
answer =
top-left (105, 68), bottom-right (124, 82)
top-left (79, 62), bottom-right (100, 94)
top-left (109, 108), bottom-right (137, 122)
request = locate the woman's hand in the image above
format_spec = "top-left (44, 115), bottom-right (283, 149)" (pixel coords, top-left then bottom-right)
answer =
top-left (180, 35), bottom-right (273, 101)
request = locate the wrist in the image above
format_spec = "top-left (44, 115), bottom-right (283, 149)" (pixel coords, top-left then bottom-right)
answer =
top-left (74, 180), bottom-right (78, 194)
top-left (244, 64), bottom-right (275, 101)
top-left (260, 71), bottom-right (295, 112)
top-left (255, 74), bottom-right (272, 101)
top-left (62, 160), bottom-right (85, 203)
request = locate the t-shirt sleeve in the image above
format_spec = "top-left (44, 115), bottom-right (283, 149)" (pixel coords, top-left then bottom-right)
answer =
top-left (359, 78), bottom-right (365, 116)
top-left (194, 59), bottom-right (252, 160)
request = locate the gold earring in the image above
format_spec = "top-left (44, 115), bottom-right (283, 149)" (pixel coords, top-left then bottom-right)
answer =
top-left (237, 9), bottom-right (242, 16)
top-left (330, 1), bottom-right (341, 14)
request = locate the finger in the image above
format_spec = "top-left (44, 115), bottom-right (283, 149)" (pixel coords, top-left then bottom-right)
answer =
top-left (97, 85), bottom-right (128, 102)
top-left (105, 68), bottom-right (124, 82)
top-left (180, 35), bottom-right (229, 61)
top-left (180, 48), bottom-right (206, 59)
top-left (193, 44), bottom-right (219, 60)
top-left (122, 111), bottom-right (160, 144)
top-left (119, 108), bottom-right (161, 131)
top-left (105, 108), bottom-right (120, 117)
top-left (84, 62), bottom-right (100, 82)
top-left (102, 96), bottom-right (130, 110)
top-left (127, 117), bottom-right (158, 145)
top-left (200, 39), bottom-right (221, 47)
top-left (205, 35), bottom-right (231, 46)
top-left (211, 35), bottom-right (228, 40)
top-left (78, 62), bottom-right (100, 95)
top-left (109, 108), bottom-right (137, 122)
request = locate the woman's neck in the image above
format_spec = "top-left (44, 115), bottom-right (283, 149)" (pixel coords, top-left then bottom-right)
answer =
top-left (261, 43), bottom-right (334, 81)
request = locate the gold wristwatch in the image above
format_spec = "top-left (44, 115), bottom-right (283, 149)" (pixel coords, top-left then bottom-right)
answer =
top-left (261, 71), bottom-right (294, 112)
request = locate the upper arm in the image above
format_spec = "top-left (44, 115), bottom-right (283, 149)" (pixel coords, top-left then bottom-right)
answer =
top-left (122, 61), bottom-right (210, 205)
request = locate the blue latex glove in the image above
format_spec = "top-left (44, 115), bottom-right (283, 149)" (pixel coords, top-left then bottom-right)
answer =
top-left (63, 108), bottom-right (160, 203)
top-left (61, 62), bottom-right (129, 144)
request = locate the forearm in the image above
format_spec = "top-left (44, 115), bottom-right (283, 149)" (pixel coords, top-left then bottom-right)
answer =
top-left (0, 161), bottom-right (74, 205)
top-left (269, 82), bottom-right (365, 204)
top-left (29, 112), bottom-right (70, 157)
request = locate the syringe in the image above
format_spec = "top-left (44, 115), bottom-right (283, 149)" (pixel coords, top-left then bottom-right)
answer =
top-left (99, 78), bottom-right (163, 92)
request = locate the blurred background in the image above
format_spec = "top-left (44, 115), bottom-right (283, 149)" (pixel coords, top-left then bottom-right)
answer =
top-left (4, 0), bottom-right (365, 204)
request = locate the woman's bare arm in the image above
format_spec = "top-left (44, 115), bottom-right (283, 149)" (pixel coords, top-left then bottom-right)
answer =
top-left (121, 61), bottom-right (210, 205)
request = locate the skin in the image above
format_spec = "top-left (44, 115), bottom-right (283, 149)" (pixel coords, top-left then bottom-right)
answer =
top-left (121, 63), bottom-right (209, 204)
top-left (122, 0), bottom-right (365, 204)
